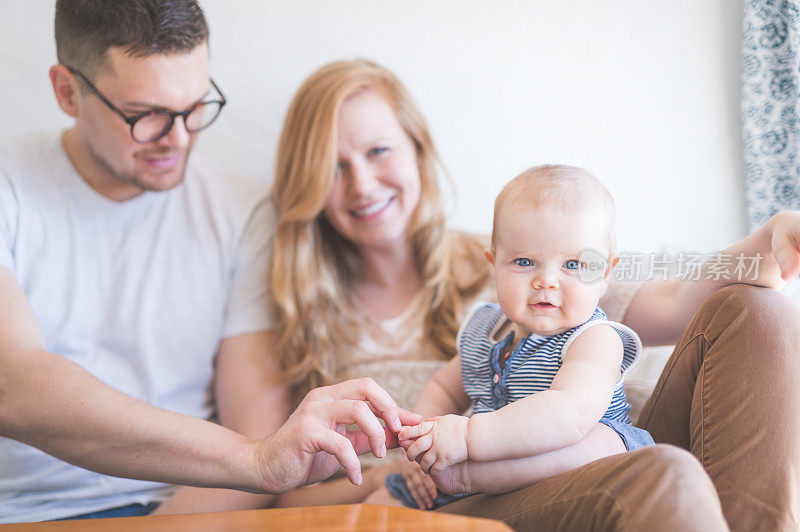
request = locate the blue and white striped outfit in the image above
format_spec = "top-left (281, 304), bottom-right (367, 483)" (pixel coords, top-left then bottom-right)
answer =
top-left (459, 302), bottom-right (643, 425)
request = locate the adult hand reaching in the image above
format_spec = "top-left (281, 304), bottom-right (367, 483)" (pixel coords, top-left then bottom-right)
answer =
top-left (768, 211), bottom-right (800, 280)
top-left (253, 378), bottom-right (422, 494)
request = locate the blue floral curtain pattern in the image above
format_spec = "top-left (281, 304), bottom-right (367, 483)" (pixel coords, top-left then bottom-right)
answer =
top-left (742, 0), bottom-right (800, 231)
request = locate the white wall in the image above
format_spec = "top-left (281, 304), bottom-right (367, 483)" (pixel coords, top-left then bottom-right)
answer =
top-left (1, 0), bottom-right (745, 253)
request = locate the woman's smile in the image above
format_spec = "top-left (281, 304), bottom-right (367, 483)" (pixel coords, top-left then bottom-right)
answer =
top-left (350, 196), bottom-right (395, 220)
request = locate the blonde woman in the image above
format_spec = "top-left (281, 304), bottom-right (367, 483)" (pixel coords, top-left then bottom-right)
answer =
top-left (268, 60), bottom-right (800, 530)
top-left (269, 59), bottom-right (495, 506)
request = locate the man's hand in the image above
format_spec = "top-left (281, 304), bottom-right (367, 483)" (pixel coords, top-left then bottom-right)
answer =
top-left (401, 414), bottom-right (470, 476)
top-left (253, 378), bottom-right (421, 494)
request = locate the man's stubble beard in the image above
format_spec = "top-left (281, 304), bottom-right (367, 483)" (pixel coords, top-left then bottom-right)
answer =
top-left (89, 142), bottom-right (191, 194)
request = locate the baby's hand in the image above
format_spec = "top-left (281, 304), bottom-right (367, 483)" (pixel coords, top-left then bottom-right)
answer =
top-left (399, 457), bottom-right (438, 509)
top-left (395, 417), bottom-right (433, 451)
top-left (401, 414), bottom-right (470, 476)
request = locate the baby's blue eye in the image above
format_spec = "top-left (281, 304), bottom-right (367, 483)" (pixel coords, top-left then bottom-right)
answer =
top-left (564, 259), bottom-right (580, 270)
top-left (514, 258), bottom-right (533, 267)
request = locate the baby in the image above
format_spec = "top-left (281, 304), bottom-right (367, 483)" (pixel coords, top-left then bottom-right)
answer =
top-left (366, 164), bottom-right (653, 510)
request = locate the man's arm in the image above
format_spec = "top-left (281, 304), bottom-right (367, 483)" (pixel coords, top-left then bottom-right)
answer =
top-left (152, 331), bottom-right (290, 514)
top-left (0, 266), bottom-right (418, 494)
top-left (624, 210), bottom-right (800, 346)
top-left (0, 266), bottom-right (263, 491)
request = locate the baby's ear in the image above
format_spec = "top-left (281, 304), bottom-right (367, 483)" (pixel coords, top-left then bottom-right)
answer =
top-left (602, 256), bottom-right (619, 283)
top-left (484, 248), bottom-right (495, 265)
top-left (597, 256), bottom-right (618, 297)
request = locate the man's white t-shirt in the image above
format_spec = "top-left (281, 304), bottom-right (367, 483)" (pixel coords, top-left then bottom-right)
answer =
top-left (0, 133), bottom-right (275, 522)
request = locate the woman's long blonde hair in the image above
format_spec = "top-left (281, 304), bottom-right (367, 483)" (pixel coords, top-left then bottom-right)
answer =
top-left (270, 59), bottom-right (488, 405)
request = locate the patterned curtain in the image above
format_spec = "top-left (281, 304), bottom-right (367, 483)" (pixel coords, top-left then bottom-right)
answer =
top-left (742, 0), bottom-right (800, 231)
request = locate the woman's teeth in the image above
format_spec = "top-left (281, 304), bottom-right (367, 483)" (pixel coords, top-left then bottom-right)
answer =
top-left (353, 198), bottom-right (391, 217)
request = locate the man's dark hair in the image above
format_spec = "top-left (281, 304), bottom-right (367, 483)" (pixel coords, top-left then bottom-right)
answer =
top-left (55, 0), bottom-right (209, 76)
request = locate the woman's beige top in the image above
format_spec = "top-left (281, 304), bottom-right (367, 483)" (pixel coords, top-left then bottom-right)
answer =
top-left (335, 232), bottom-right (643, 467)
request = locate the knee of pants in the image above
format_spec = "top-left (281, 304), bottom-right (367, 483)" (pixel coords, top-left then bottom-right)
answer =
top-left (638, 444), bottom-right (704, 475)
top-left (630, 445), bottom-right (717, 503)
top-left (698, 284), bottom-right (800, 361)
top-left (701, 283), bottom-right (793, 315)
top-left (603, 445), bottom-right (725, 530)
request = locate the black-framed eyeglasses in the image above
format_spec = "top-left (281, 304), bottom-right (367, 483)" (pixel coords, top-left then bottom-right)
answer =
top-left (66, 66), bottom-right (227, 144)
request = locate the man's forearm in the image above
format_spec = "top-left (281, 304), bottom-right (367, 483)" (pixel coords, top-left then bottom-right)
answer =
top-left (153, 487), bottom-right (277, 515)
top-left (624, 213), bottom-right (791, 347)
top-left (0, 347), bottom-right (262, 492)
top-left (151, 331), bottom-right (291, 514)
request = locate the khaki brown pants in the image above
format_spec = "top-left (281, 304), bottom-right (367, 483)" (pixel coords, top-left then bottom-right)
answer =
top-left (440, 285), bottom-right (800, 531)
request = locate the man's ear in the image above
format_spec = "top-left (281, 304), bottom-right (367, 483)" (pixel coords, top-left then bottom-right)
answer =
top-left (484, 248), bottom-right (495, 265)
top-left (49, 64), bottom-right (79, 118)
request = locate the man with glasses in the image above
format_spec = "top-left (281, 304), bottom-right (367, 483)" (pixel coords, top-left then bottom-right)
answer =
top-left (66, 66), bottom-right (227, 148)
top-left (0, 0), bottom-right (414, 522)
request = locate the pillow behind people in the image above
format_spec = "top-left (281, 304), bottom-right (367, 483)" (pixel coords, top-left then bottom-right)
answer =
top-left (624, 346), bottom-right (673, 422)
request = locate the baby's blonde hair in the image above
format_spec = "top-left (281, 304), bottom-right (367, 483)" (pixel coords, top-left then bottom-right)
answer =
top-left (492, 164), bottom-right (616, 255)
